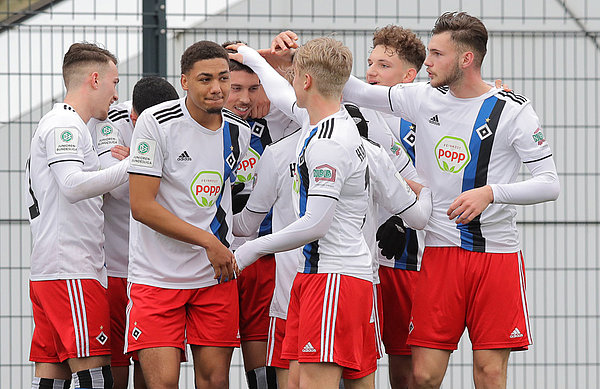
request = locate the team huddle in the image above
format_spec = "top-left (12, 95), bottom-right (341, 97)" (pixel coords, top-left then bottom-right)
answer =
top-left (25, 11), bottom-right (559, 389)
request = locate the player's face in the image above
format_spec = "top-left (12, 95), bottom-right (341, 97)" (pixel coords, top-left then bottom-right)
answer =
top-left (181, 58), bottom-right (231, 115)
top-left (424, 31), bottom-right (463, 88)
top-left (93, 61), bottom-right (119, 121)
top-left (366, 45), bottom-right (411, 86)
top-left (225, 70), bottom-right (260, 119)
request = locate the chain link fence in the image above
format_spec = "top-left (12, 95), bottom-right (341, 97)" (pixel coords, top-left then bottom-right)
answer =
top-left (1, 0), bottom-right (598, 387)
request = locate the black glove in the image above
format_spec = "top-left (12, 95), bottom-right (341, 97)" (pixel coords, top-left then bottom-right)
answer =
top-left (376, 215), bottom-right (406, 260)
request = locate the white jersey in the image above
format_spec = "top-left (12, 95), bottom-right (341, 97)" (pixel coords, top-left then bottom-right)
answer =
top-left (127, 97), bottom-right (251, 288)
top-left (244, 130), bottom-right (303, 319)
top-left (26, 103), bottom-right (107, 285)
top-left (292, 108), bottom-right (371, 281)
top-left (88, 101), bottom-right (134, 278)
top-left (385, 84), bottom-right (553, 252)
top-left (361, 138), bottom-right (419, 283)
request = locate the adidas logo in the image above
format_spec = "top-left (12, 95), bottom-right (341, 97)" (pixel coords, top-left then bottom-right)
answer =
top-left (429, 115), bottom-right (440, 125)
top-left (509, 328), bottom-right (523, 338)
top-left (302, 341), bottom-right (317, 353)
top-left (177, 151), bottom-right (192, 161)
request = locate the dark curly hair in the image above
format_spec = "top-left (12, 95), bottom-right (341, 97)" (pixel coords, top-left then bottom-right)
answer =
top-left (180, 40), bottom-right (229, 75)
top-left (372, 25), bottom-right (426, 72)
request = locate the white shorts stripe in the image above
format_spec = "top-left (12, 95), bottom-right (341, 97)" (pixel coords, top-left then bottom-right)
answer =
top-left (517, 252), bottom-right (533, 344)
top-left (328, 274), bottom-right (340, 362)
top-left (267, 316), bottom-right (276, 365)
top-left (76, 280), bottom-right (90, 356)
top-left (66, 280), bottom-right (82, 358)
top-left (372, 284), bottom-right (384, 358)
top-left (123, 282), bottom-right (133, 353)
top-left (71, 280), bottom-right (86, 357)
top-left (320, 273), bottom-right (333, 361)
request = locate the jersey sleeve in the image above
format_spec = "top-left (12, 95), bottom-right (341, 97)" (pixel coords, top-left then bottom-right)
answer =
top-left (245, 144), bottom-right (280, 213)
top-left (43, 119), bottom-right (87, 166)
top-left (128, 111), bottom-right (164, 177)
top-left (305, 138), bottom-right (353, 200)
top-left (367, 141), bottom-right (417, 215)
top-left (507, 104), bottom-right (553, 163)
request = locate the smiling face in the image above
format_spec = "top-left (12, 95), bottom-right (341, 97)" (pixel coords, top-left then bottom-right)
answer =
top-left (424, 31), bottom-right (463, 88)
top-left (225, 70), bottom-right (260, 119)
top-left (91, 61), bottom-right (119, 121)
top-left (366, 45), bottom-right (413, 87)
top-left (181, 57), bottom-right (231, 117)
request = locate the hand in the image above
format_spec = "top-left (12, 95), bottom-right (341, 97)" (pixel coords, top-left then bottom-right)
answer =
top-left (494, 79), bottom-right (511, 92)
top-left (226, 43), bottom-right (246, 63)
top-left (111, 145), bottom-right (130, 161)
top-left (447, 185), bottom-right (494, 224)
top-left (271, 30), bottom-right (299, 53)
top-left (233, 240), bottom-right (259, 273)
top-left (406, 179), bottom-right (424, 196)
top-left (205, 236), bottom-right (235, 282)
top-left (376, 216), bottom-right (406, 260)
top-left (250, 85), bottom-right (271, 119)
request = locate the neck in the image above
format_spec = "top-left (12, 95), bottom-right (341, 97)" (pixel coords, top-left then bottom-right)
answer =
top-left (185, 97), bottom-right (223, 131)
top-left (306, 94), bottom-right (342, 126)
top-left (448, 69), bottom-right (491, 99)
top-left (64, 91), bottom-right (92, 123)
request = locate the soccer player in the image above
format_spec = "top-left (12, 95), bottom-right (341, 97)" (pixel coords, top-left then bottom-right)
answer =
top-left (230, 38), bottom-right (375, 389)
top-left (341, 12), bottom-right (560, 389)
top-left (125, 41), bottom-right (250, 389)
top-left (223, 43), bottom-right (298, 389)
top-left (26, 42), bottom-right (128, 389)
top-left (88, 76), bottom-right (179, 389)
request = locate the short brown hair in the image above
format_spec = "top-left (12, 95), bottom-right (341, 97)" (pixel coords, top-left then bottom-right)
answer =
top-left (432, 12), bottom-right (488, 67)
top-left (181, 40), bottom-right (229, 75)
top-left (222, 41), bottom-right (255, 74)
top-left (293, 37), bottom-right (353, 99)
top-left (372, 25), bottom-right (426, 71)
top-left (62, 42), bottom-right (117, 89)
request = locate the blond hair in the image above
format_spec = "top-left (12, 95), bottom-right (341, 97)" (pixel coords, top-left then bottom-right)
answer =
top-left (293, 37), bottom-right (353, 99)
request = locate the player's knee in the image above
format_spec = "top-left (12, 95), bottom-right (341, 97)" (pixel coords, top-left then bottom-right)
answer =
top-left (197, 372), bottom-right (229, 389)
top-left (411, 365), bottom-right (443, 389)
top-left (72, 365), bottom-right (113, 389)
top-left (473, 361), bottom-right (506, 385)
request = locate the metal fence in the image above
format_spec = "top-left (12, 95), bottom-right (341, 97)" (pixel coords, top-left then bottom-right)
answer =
top-left (1, 0), bottom-right (599, 387)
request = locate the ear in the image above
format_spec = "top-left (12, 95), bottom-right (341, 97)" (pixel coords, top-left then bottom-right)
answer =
top-left (304, 73), bottom-right (312, 91)
top-left (180, 73), bottom-right (188, 91)
top-left (91, 71), bottom-right (100, 89)
top-left (461, 51), bottom-right (475, 69)
top-left (130, 109), bottom-right (138, 122)
top-left (403, 68), bottom-right (418, 83)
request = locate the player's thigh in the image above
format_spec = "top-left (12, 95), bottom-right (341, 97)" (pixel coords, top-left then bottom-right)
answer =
top-left (299, 362), bottom-right (343, 389)
top-left (343, 371), bottom-right (375, 389)
top-left (137, 347), bottom-right (181, 388)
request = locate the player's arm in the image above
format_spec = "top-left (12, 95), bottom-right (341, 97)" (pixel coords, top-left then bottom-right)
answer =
top-left (232, 45), bottom-right (308, 125)
top-left (234, 195), bottom-right (336, 271)
top-left (129, 174), bottom-right (234, 281)
top-left (233, 146), bottom-right (279, 237)
top-left (448, 106), bottom-right (560, 224)
top-left (92, 118), bottom-right (131, 200)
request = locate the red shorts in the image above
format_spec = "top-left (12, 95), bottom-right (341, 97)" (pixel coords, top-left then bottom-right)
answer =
top-left (408, 247), bottom-right (531, 351)
top-left (125, 281), bottom-right (240, 353)
top-left (238, 255), bottom-right (276, 342)
top-left (373, 284), bottom-right (384, 359)
top-left (281, 273), bottom-right (377, 379)
top-left (378, 266), bottom-right (418, 355)
top-left (107, 277), bottom-right (131, 367)
top-left (29, 279), bottom-right (111, 363)
top-left (266, 316), bottom-right (288, 369)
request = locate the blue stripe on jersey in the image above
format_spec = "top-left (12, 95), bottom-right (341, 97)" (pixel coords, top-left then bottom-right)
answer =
top-left (247, 120), bottom-right (267, 155)
top-left (209, 122), bottom-right (237, 246)
top-left (258, 208), bottom-right (273, 237)
top-left (457, 96), bottom-right (498, 252)
top-left (298, 126), bottom-right (320, 273)
top-left (399, 119), bottom-right (416, 163)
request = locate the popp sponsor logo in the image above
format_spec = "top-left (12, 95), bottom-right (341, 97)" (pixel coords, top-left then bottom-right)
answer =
top-left (235, 148), bottom-right (260, 184)
top-left (190, 171), bottom-right (223, 207)
top-left (434, 136), bottom-right (470, 173)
